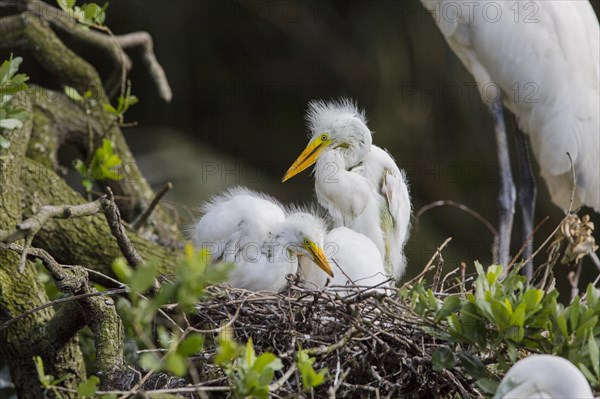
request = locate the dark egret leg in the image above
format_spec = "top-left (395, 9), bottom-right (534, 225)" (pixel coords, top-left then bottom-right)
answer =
top-left (491, 96), bottom-right (516, 267)
top-left (513, 118), bottom-right (537, 280)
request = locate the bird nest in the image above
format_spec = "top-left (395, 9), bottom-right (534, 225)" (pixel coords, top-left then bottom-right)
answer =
top-left (187, 279), bottom-right (482, 398)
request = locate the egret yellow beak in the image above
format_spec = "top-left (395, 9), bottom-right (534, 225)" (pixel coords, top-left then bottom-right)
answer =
top-left (282, 137), bottom-right (330, 182)
top-left (306, 241), bottom-right (334, 277)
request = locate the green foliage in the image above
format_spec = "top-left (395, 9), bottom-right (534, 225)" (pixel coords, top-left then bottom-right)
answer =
top-left (138, 331), bottom-right (205, 377)
top-left (296, 349), bottom-right (327, 392)
top-left (56, 0), bottom-right (108, 26)
top-left (64, 86), bottom-right (93, 103)
top-left (103, 80), bottom-right (139, 124)
top-left (431, 346), bottom-right (456, 371)
top-left (404, 262), bottom-right (600, 392)
top-left (76, 376), bottom-right (99, 398)
top-left (74, 138), bottom-right (123, 192)
top-left (112, 244), bottom-right (232, 380)
top-left (0, 55), bottom-right (31, 147)
top-left (216, 338), bottom-right (283, 399)
top-left (33, 356), bottom-right (69, 397)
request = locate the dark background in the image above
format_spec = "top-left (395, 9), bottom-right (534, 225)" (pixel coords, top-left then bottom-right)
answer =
top-left (31, 1), bottom-right (600, 291)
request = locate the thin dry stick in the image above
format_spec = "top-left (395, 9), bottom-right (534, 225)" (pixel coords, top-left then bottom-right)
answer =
top-left (102, 187), bottom-right (144, 266)
top-left (403, 237), bottom-right (453, 287)
top-left (507, 216), bottom-right (550, 271)
top-left (114, 32), bottom-right (173, 102)
top-left (131, 182), bottom-right (173, 231)
top-left (520, 153), bottom-right (578, 270)
top-left (415, 200), bottom-right (498, 237)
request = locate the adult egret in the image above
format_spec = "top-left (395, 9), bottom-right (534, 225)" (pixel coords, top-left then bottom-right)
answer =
top-left (419, 0), bottom-right (600, 277)
top-left (282, 99), bottom-right (412, 281)
top-left (493, 354), bottom-right (594, 398)
top-left (288, 212), bottom-right (390, 296)
top-left (191, 187), bottom-right (333, 291)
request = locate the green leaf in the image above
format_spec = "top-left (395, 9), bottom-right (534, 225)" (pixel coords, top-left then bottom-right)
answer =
top-left (431, 347), bottom-right (456, 371)
top-left (476, 377), bottom-right (499, 394)
top-left (435, 295), bottom-right (462, 322)
top-left (568, 297), bottom-right (581, 331)
top-left (523, 288), bottom-right (543, 312)
top-left (253, 353), bottom-right (282, 374)
top-left (243, 339), bottom-right (257, 368)
top-left (82, 179), bottom-right (93, 192)
top-left (64, 86), bottom-right (83, 101)
top-left (130, 261), bottom-right (159, 294)
top-left (112, 258), bottom-right (133, 283)
top-left (177, 333), bottom-right (204, 357)
top-left (77, 376), bottom-right (100, 398)
top-left (457, 352), bottom-right (486, 379)
top-left (139, 352), bottom-right (162, 372)
top-left (0, 56), bottom-right (23, 82)
top-left (589, 335), bottom-right (599, 377)
top-left (297, 350), bottom-right (327, 391)
top-left (0, 118), bottom-right (23, 130)
top-left (557, 313), bottom-right (569, 337)
top-left (579, 363), bottom-right (600, 385)
top-left (56, 0), bottom-right (76, 12)
top-left (510, 302), bottom-right (526, 331)
top-left (103, 103), bottom-right (118, 114)
top-left (491, 300), bottom-right (511, 328)
top-left (0, 134), bottom-right (10, 149)
top-left (165, 352), bottom-right (187, 377)
top-left (215, 340), bottom-right (241, 365)
top-left (33, 356), bottom-right (47, 387)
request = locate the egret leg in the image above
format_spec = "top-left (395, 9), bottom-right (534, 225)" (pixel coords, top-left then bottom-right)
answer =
top-left (491, 96), bottom-right (516, 267)
top-left (513, 118), bottom-right (537, 280)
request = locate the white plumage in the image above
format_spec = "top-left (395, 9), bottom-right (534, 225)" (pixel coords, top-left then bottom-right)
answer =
top-left (283, 99), bottom-right (412, 281)
top-left (191, 187), bottom-right (333, 291)
top-left (299, 224), bottom-right (391, 296)
top-left (493, 355), bottom-right (593, 398)
top-left (420, 0), bottom-right (599, 269)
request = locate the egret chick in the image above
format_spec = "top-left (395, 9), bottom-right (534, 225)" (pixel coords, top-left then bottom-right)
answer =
top-left (191, 187), bottom-right (333, 291)
top-left (283, 99), bottom-right (411, 281)
top-left (493, 354), bottom-right (593, 398)
top-left (288, 212), bottom-right (390, 296)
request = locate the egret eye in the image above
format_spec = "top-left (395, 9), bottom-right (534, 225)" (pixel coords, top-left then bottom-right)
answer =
top-left (304, 239), bottom-right (310, 246)
top-left (320, 134), bottom-right (328, 142)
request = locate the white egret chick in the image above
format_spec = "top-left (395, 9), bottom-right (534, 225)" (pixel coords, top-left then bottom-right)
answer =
top-left (191, 187), bottom-right (333, 292)
top-left (493, 355), bottom-right (593, 398)
top-left (420, 0), bottom-right (599, 276)
top-left (282, 99), bottom-right (412, 281)
top-left (288, 212), bottom-right (390, 296)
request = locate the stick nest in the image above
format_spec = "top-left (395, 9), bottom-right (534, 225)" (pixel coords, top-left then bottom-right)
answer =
top-left (187, 281), bottom-right (481, 398)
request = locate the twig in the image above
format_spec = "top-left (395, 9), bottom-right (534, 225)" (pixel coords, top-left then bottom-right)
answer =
top-left (131, 182), bottom-right (173, 231)
top-left (415, 200), bottom-right (498, 237)
top-left (114, 32), bottom-right (173, 102)
top-left (403, 237), bottom-right (452, 287)
top-left (568, 263), bottom-right (583, 300)
top-left (506, 216), bottom-right (549, 271)
top-left (101, 187), bottom-right (144, 266)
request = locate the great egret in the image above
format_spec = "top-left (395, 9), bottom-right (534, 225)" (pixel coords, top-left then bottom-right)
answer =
top-left (419, 0), bottom-right (600, 277)
top-left (493, 354), bottom-right (594, 398)
top-left (191, 187), bottom-right (333, 291)
top-left (288, 211), bottom-right (390, 295)
top-left (282, 99), bottom-right (412, 281)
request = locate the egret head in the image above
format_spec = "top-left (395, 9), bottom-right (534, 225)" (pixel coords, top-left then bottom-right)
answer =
top-left (275, 212), bottom-right (333, 277)
top-left (282, 98), bottom-right (372, 182)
